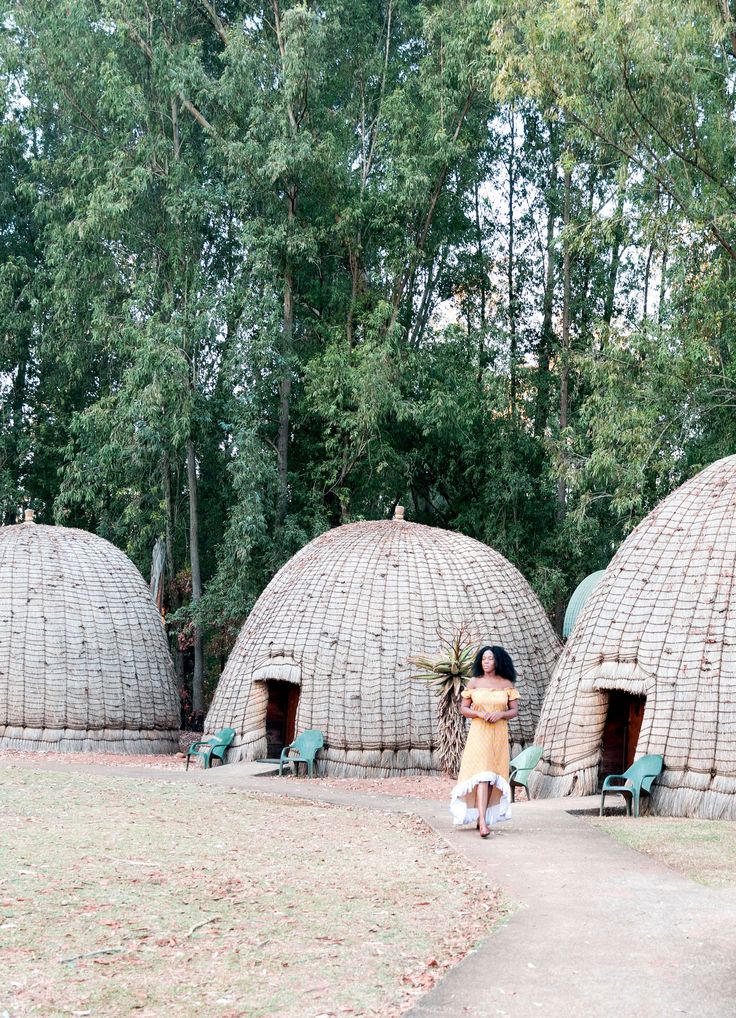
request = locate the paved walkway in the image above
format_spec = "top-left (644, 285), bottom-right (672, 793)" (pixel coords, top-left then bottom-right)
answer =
top-left (5, 757), bottom-right (736, 1017)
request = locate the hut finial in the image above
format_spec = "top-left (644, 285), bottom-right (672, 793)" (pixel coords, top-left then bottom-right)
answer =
top-left (24, 509), bottom-right (35, 524)
top-left (393, 505), bottom-right (405, 521)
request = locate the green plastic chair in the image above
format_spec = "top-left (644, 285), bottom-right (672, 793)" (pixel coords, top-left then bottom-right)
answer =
top-left (509, 745), bottom-right (544, 802)
top-left (599, 754), bottom-right (664, 817)
top-left (279, 729), bottom-right (324, 778)
top-left (185, 728), bottom-right (236, 770)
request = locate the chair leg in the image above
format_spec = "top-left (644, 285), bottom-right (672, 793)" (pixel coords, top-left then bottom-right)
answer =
top-left (632, 790), bottom-right (640, 818)
top-left (600, 791), bottom-right (605, 816)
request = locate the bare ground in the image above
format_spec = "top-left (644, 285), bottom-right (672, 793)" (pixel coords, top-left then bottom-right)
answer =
top-left (1, 767), bottom-right (504, 1018)
top-left (0, 752), bottom-right (454, 803)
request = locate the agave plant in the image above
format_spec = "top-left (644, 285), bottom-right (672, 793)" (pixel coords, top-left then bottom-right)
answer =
top-left (408, 620), bottom-right (478, 776)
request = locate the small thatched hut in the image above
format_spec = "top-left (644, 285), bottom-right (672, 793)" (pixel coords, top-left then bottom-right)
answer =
top-left (532, 455), bottom-right (736, 818)
top-left (205, 511), bottom-right (561, 775)
top-left (0, 514), bottom-right (180, 753)
top-left (562, 570), bottom-right (606, 639)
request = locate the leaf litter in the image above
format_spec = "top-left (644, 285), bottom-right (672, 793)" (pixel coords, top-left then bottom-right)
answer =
top-left (1, 768), bottom-right (503, 1016)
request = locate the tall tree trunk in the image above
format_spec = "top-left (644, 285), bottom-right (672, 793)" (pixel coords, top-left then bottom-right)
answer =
top-left (603, 171), bottom-right (627, 326)
top-left (162, 452), bottom-right (186, 699)
top-left (6, 347), bottom-right (28, 523)
top-left (642, 241), bottom-right (654, 321)
top-left (658, 244), bottom-right (669, 323)
top-left (347, 247), bottom-right (360, 349)
top-left (474, 180), bottom-right (486, 329)
top-left (187, 439), bottom-right (205, 727)
top-left (474, 179), bottom-right (487, 381)
top-left (534, 126), bottom-right (558, 437)
top-left (508, 108), bottom-right (517, 416)
top-left (277, 186), bottom-right (296, 526)
top-left (576, 167), bottom-right (598, 341)
top-left (554, 165), bottom-right (572, 637)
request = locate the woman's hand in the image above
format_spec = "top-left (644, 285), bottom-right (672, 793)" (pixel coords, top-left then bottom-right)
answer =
top-left (486, 711), bottom-right (505, 723)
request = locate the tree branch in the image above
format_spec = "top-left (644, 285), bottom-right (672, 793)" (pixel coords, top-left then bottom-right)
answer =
top-left (199, 0), bottom-right (228, 45)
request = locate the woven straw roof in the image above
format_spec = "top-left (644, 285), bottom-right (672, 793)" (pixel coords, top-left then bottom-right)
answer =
top-left (533, 454), bottom-right (736, 818)
top-left (206, 517), bottom-right (561, 775)
top-left (0, 521), bottom-right (180, 753)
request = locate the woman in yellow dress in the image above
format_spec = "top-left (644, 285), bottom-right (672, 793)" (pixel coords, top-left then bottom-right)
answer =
top-left (449, 645), bottom-right (519, 837)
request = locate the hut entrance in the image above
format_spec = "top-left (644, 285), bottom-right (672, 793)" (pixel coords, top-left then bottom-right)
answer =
top-left (265, 681), bottom-right (300, 756)
top-left (598, 692), bottom-right (646, 785)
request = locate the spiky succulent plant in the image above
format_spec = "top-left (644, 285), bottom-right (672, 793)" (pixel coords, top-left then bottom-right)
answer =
top-left (408, 621), bottom-right (478, 776)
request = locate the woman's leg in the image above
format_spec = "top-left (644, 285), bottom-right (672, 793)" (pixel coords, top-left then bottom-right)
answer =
top-left (476, 781), bottom-right (490, 836)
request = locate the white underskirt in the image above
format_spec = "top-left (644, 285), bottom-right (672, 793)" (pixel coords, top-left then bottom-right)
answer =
top-left (449, 770), bottom-right (513, 827)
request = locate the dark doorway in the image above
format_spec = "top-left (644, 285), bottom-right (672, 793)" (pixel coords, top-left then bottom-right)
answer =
top-left (598, 692), bottom-right (646, 787)
top-left (265, 681), bottom-right (300, 756)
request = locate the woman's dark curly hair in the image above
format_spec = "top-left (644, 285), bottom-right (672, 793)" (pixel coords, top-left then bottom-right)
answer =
top-left (471, 645), bottom-right (517, 682)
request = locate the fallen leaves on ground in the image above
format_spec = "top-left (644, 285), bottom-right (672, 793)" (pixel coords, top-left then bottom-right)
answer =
top-left (1, 769), bottom-right (503, 1017)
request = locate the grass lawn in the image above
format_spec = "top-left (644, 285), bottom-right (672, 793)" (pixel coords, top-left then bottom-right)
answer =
top-left (1, 767), bottom-right (502, 1017)
top-left (590, 816), bottom-right (736, 888)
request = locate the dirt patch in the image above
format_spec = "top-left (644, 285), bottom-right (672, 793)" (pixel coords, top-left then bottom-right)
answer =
top-left (589, 815), bottom-right (736, 888)
top-left (0, 751), bottom-right (454, 801)
top-left (0, 748), bottom-right (186, 769)
top-left (280, 774), bottom-right (454, 803)
top-left (1, 768), bottom-right (503, 1017)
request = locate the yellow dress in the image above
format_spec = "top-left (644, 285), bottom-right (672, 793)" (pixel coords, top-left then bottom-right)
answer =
top-left (449, 685), bottom-right (520, 828)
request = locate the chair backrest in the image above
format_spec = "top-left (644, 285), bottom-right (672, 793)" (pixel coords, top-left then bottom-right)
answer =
top-left (625, 754), bottom-right (664, 782)
top-left (213, 728), bottom-right (236, 747)
top-left (510, 745), bottom-right (544, 771)
top-left (292, 729), bottom-right (324, 753)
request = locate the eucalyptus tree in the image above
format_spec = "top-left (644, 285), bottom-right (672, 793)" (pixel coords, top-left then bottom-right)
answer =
top-left (9, 0), bottom-right (234, 723)
top-left (507, 0), bottom-right (736, 518)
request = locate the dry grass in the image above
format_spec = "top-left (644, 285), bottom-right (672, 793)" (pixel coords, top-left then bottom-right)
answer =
top-left (1, 767), bottom-right (503, 1017)
top-left (590, 816), bottom-right (736, 888)
top-left (281, 774), bottom-right (454, 803)
top-left (0, 749), bottom-right (185, 770)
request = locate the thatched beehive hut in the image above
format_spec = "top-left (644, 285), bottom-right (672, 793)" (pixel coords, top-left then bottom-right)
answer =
top-left (532, 455), bottom-right (736, 818)
top-left (205, 511), bottom-right (561, 775)
top-left (0, 514), bottom-right (180, 753)
top-left (562, 570), bottom-right (606, 639)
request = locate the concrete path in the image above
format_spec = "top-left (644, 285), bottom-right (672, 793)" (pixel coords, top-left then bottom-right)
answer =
top-left (5, 758), bottom-right (736, 1017)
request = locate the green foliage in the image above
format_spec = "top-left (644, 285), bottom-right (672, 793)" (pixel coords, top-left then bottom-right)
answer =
top-left (2, 0), bottom-right (736, 712)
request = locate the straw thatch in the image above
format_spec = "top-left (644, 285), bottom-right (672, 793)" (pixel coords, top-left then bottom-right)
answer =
top-left (0, 519), bottom-right (180, 753)
top-left (532, 455), bottom-right (736, 818)
top-left (205, 515), bottom-right (561, 776)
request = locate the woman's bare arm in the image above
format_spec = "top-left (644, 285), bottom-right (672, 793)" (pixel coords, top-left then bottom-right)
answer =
top-left (459, 690), bottom-right (491, 722)
top-left (487, 702), bottom-right (519, 723)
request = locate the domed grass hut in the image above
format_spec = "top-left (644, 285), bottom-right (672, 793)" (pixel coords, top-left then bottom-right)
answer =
top-left (532, 455), bottom-right (736, 819)
top-left (0, 514), bottom-right (180, 753)
top-left (562, 570), bottom-right (606, 639)
top-left (205, 511), bottom-right (561, 776)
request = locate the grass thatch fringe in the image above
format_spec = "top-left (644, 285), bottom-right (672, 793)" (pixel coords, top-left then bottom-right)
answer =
top-left (528, 764), bottom-right (599, 799)
top-left (651, 785), bottom-right (736, 820)
top-left (315, 746), bottom-right (443, 777)
top-left (222, 734), bottom-right (443, 776)
top-left (0, 725), bottom-right (178, 754)
top-left (225, 732), bottom-right (268, 763)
